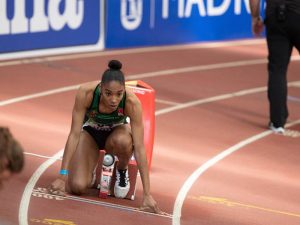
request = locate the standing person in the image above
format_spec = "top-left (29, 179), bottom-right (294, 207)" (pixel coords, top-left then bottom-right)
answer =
top-left (0, 127), bottom-right (24, 189)
top-left (48, 60), bottom-right (162, 214)
top-left (250, 0), bottom-right (300, 133)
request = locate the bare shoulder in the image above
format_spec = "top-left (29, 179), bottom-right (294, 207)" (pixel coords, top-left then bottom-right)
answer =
top-left (76, 81), bottom-right (99, 108)
top-left (125, 87), bottom-right (141, 105)
top-left (125, 87), bottom-right (142, 115)
top-left (78, 81), bottom-right (99, 93)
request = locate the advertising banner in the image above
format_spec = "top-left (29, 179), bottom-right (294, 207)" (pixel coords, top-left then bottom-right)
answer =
top-left (0, 0), bottom-right (104, 60)
top-left (106, 0), bottom-right (257, 48)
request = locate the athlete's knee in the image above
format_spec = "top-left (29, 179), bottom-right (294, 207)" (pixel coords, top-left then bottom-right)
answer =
top-left (68, 178), bottom-right (88, 195)
top-left (110, 133), bottom-right (132, 151)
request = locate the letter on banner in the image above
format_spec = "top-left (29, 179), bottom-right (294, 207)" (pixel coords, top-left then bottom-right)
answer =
top-left (162, 0), bottom-right (169, 19)
top-left (234, 0), bottom-right (250, 15)
top-left (121, 0), bottom-right (142, 30)
top-left (207, 0), bottom-right (230, 16)
top-left (11, 0), bottom-right (29, 34)
top-left (30, 0), bottom-right (49, 33)
top-left (184, 0), bottom-right (206, 17)
top-left (0, 0), bottom-right (9, 34)
top-left (48, 0), bottom-right (84, 31)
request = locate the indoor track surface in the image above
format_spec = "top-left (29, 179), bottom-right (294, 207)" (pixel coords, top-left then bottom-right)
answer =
top-left (0, 39), bottom-right (300, 225)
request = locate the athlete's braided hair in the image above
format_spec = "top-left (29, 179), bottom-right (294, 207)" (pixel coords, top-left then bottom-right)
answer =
top-left (101, 60), bottom-right (125, 85)
top-left (0, 127), bottom-right (24, 173)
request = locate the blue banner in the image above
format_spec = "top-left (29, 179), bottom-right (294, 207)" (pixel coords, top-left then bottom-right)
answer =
top-left (106, 0), bottom-right (254, 48)
top-left (0, 0), bottom-right (104, 59)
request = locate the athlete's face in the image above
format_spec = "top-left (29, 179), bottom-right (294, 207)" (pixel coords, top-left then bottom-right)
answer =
top-left (101, 80), bottom-right (125, 111)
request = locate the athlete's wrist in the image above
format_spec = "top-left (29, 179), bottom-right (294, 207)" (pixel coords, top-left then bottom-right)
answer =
top-left (252, 15), bottom-right (262, 22)
top-left (59, 169), bottom-right (69, 176)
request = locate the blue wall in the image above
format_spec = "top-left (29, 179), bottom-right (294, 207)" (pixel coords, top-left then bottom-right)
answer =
top-left (0, 0), bottom-right (264, 59)
top-left (106, 0), bottom-right (254, 48)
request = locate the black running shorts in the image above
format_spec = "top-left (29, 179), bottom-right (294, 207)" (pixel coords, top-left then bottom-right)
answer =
top-left (82, 126), bottom-right (113, 150)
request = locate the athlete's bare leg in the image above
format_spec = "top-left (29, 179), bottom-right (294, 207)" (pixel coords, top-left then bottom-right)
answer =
top-left (68, 130), bottom-right (99, 195)
top-left (105, 124), bottom-right (133, 170)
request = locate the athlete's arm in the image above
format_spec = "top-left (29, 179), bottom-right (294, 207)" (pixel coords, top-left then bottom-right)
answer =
top-left (60, 86), bottom-right (89, 173)
top-left (48, 84), bottom-right (93, 194)
top-left (125, 91), bottom-right (161, 213)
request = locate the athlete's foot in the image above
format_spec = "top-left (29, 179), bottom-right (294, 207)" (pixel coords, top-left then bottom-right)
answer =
top-left (114, 169), bottom-right (130, 198)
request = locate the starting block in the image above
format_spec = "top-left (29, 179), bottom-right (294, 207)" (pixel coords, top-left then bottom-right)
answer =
top-left (95, 150), bottom-right (138, 200)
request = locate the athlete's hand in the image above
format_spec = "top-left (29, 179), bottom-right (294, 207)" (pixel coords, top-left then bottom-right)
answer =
top-left (139, 194), bottom-right (163, 214)
top-left (47, 176), bottom-right (67, 196)
top-left (252, 16), bottom-right (264, 36)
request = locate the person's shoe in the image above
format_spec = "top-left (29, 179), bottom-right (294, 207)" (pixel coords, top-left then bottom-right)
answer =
top-left (269, 122), bottom-right (285, 134)
top-left (114, 169), bottom-right (130, 198)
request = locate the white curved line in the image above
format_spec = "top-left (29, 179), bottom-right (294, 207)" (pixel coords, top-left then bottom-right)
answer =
top-left (24, 152), bottom-right (62, 160)
top-left (1, 58), bottom-right (299, 107)
top-left (0, 85), bottom-right (79, 106)
top-left (19, 150), bottom-right (64, 225)
top-left (172, 119), bottom-right (300, 225)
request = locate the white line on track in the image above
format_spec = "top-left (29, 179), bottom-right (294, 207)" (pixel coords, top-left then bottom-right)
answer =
top-left (171, 119), bottom-right (300, 225)
top-left (32, 188), bottom-right (172, 218)
top-left (0, 85), bottom-right (80, 107)
top-left (155, 86), bottom-right (266, 115)
top-left (1, 58), bottom-right (300, 107)
top-left (288, 95), bottom-right (300, 104)
top-left (155, 81), bottom-right (300, 115)
top-left (155, 99), bottom-right (179, 106)
top-left (24, 152), bottom-right (62, 160)
top-left (19, 150), bottom-right (64, 225)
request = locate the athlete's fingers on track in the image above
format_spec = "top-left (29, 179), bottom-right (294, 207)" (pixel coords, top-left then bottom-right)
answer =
top-left (139, 205), bottom-right (163, 214)
top-left (52, 190), bottom-right (65, 196)
top-left (139, 206), bottom-right (171, 216)
top-left (46, 184), bottom-right (65, 196)
top-left (47, 188), bottom-right (66, 197)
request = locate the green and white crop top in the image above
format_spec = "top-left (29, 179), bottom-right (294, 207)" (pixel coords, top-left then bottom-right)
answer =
top-left (83, 84), bottom-right (127, 131)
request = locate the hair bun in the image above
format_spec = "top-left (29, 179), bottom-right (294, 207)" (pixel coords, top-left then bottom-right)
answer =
top-left (108, 60), bottom-right (122, 70)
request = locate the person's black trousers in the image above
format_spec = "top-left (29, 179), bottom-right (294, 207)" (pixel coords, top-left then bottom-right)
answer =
top-left (265, 11), bottom-right (300, 127)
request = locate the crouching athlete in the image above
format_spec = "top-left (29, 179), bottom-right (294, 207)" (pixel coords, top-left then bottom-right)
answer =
top-left (48, 60), bottom-right (162, 214)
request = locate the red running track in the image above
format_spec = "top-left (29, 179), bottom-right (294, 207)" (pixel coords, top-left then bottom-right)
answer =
top-left (0, 39), bottom-right (300, 225)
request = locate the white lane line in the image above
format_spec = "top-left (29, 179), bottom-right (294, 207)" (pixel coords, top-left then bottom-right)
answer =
top-left (32, 188), bottom-right (172, 218)
top-left (155, 99), bottom-right (180, 106)
top-left (24, 152), bottom-right (62, 160)
top-left (0, 85), bottom-right (80, 107)
top-left (19, 150), bottom-right (64, 225)
top-left (128, 58), bottom-right (264, 79)
top-left (1, 57), bottom-right (300, 107)
top-left (0, 39), bottom-right (265, 67)
top-left (288, 95), bottom-right (300, 104)
top-left (171, 119), bottom-right (300, 225)
top-left (128, 55), bottom-right (300, 80)
top-left (289, 81), bottom-right (300, 88)
top-left (155, 86), bottom-right (268, 115)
